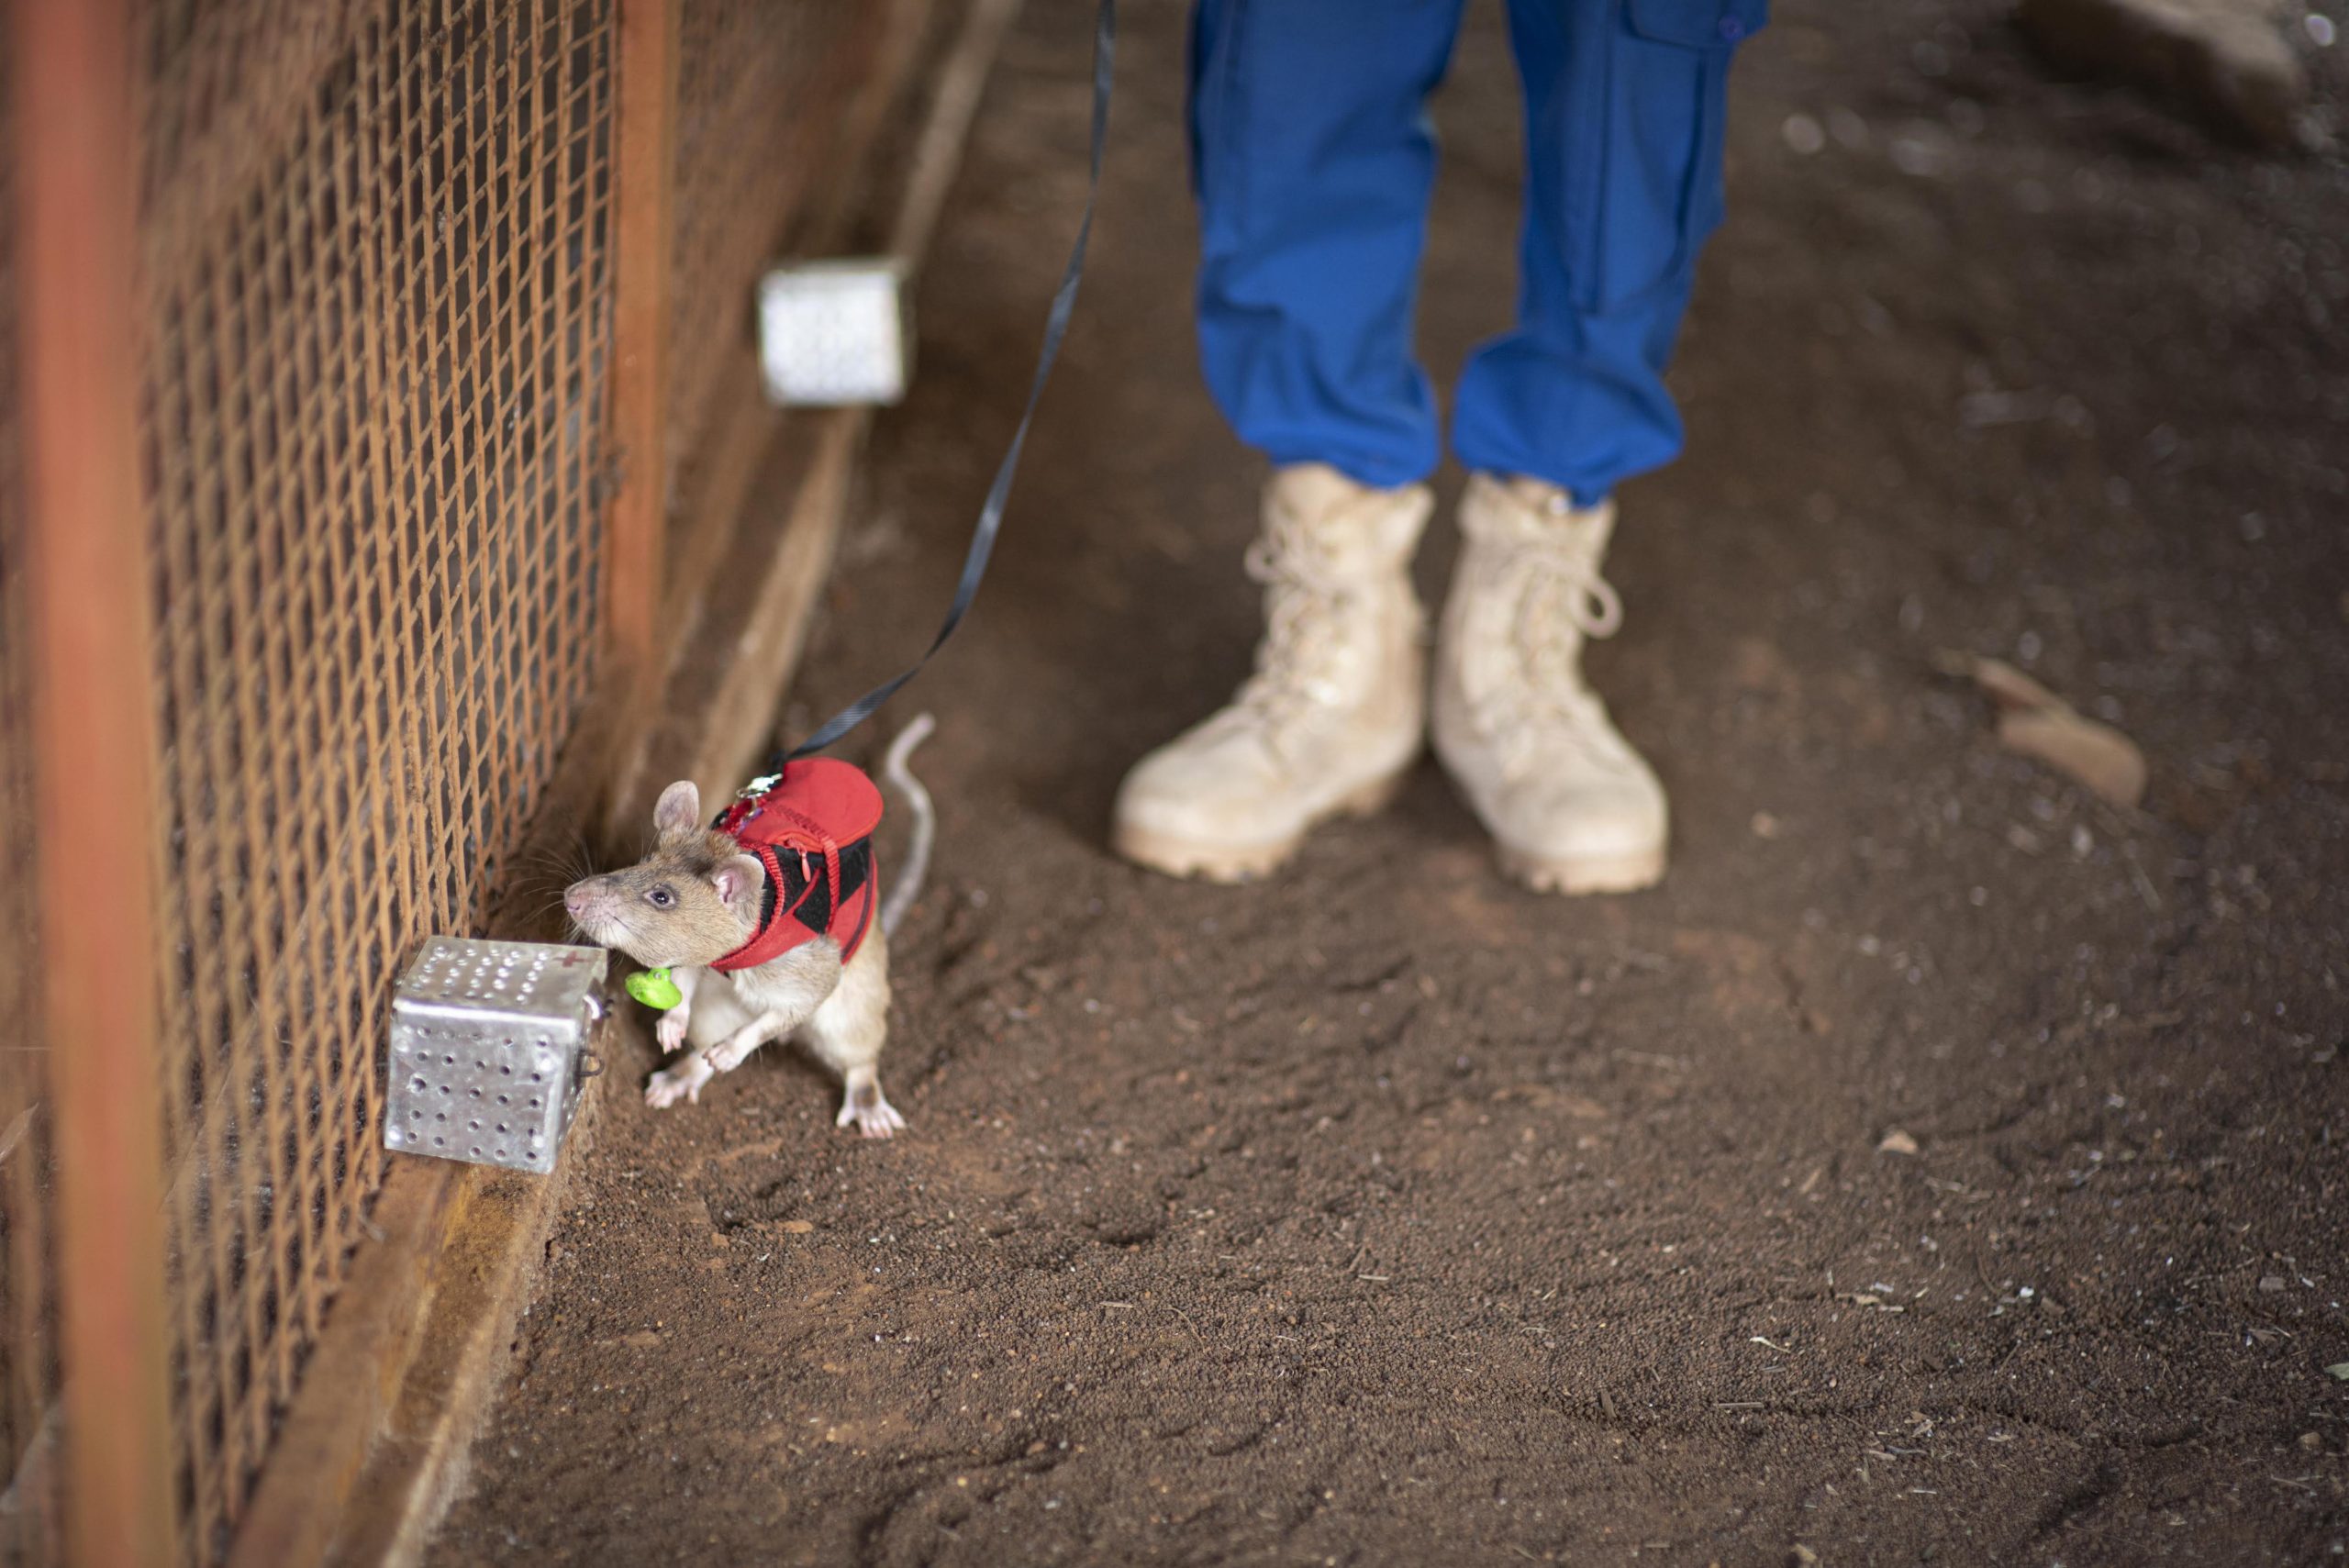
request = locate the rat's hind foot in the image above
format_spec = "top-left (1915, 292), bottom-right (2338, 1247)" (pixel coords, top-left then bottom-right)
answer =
top-left (646, 1055), bottom-right (715, 1108)
top-left (836, 1069), bottom-right (905, 1140)
top-left (837, 1095), bottom-right (906, 1139)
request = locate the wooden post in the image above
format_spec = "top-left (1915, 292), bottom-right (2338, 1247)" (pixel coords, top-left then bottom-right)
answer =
top-left (7, 0), bottom-right (177, 1565)
top-left (607, 0), bottom-right (679, 684)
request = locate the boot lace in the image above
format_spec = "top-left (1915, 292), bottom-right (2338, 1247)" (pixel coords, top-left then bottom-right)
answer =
top-left (1230, 506), bottom-right (1357, 734)
top-left (1461, 528), bottom-right (1628, 777)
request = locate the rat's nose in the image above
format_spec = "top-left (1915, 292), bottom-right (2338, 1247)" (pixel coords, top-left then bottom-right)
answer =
top-left (562, 883), bottom-right (593, 918)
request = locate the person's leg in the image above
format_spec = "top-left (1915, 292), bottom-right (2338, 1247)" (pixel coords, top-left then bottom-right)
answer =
top-left (1114, 2), bottom-right (1469, 883)
top-left (1188, 0), bottom-right (1468, 490)
top-left (1452, 0), bottom-right (1757, 500)
top-left (1433, 0), bottom-right (1762, 895)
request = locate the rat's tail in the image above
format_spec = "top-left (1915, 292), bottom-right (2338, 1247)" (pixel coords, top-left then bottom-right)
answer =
top-left (879, 713), bottom-right (937, 938)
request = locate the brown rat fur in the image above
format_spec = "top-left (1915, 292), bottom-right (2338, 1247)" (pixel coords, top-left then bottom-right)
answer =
top-left (565, 795), bottom-right (769, 969)
top-left (563, 718), bottom-right (934, 1137)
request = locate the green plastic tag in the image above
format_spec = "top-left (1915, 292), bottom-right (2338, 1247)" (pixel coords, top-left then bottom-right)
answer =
top-left (625, 968), bottom-right (683, 1010)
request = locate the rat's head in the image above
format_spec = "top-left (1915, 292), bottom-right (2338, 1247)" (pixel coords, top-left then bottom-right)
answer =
top-left (562, 782), bottom-right (766, 968)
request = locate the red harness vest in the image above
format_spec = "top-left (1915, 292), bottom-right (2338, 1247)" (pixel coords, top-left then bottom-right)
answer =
top-left (708, 759), bottom-right (884, 973)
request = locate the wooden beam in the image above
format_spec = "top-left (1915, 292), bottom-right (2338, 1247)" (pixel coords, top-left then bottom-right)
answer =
top-left (606, 0), bottom-right (680, 686)
top-left (318, 1110), bottom-right (605, 1568)
top-left (675, 408), bottom-right (865, 811)
top-left (602, 407), bottom-right (868, 849)
top-left (7, 1), bottom-right (177, 1565)
top-left (221, 1160), bottom-right (466, 1568)
top-left (887, 0), bottom-right (1019, 266)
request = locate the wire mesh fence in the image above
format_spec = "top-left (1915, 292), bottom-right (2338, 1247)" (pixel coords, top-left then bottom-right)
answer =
top-left (0, 0), bottom-right (924, 1558)
top-left (0, 45), bottom-right (63, 1566)
top-left (131, 2), bottom-right (618, 1553)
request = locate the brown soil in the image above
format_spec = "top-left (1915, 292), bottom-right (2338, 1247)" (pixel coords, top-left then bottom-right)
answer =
top-left (427, 1), bottom-right (2349, 1562)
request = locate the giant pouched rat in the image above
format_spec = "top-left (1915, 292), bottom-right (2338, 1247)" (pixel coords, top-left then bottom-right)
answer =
top-left (563, 716), bottom-right (936, 1137)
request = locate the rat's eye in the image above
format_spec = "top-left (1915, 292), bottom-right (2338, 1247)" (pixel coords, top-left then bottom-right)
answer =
top-left (647, 884), bottom-right (676, 909)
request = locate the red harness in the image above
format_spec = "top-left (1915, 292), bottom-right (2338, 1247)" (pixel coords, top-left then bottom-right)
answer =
top-left (708, 759), bottom-right (885, 973)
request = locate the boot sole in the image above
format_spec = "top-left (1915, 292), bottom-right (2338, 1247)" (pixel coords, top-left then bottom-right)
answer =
top-left (1496, 840), bottom-right (1666, 895)
top-left (1113, 766), bottom-right (1409, 884)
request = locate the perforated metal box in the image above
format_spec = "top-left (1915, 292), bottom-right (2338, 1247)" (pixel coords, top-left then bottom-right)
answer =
top-left (757, 257), bottom-right (913, 406)
top-left (384, 938), bottom-right (608, 1173)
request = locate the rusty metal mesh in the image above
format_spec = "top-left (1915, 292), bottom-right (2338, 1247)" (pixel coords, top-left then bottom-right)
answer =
top-left (0, 0), bottom-right (920, 1558)
top-left (0, 47), bottom-right (62, 1568)
top-left (132, 0), bottom-right (617, 1554)
top-left (666, 0), bottom-right (891, 507)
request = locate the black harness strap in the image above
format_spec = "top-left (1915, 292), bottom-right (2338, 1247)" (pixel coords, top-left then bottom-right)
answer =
top-left (777, 0), bottom-right (1117, 765)
top-left (748, 835), bottom-right (877, 961)
top-left (777, 837), bottom-right (872, 941)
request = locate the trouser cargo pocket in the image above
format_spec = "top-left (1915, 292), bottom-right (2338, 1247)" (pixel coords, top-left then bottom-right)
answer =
top-left (1573, 0), bottom-right (1765, 313)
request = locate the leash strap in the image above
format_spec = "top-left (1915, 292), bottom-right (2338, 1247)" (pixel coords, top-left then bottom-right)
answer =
top-left (781, 0), bottom-right (1116, 764)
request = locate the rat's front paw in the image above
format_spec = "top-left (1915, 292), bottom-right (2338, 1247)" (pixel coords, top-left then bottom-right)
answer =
top-left (707, 1030), bottom-right (770, 1073)
top-left (656, 1008), bottom-right (691, 1053)
top-left (645, 1058), bottom-right (714, 1108)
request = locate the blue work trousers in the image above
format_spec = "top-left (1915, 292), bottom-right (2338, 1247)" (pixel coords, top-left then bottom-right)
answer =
top-left (1189, 0), bottom-right (1765, 505)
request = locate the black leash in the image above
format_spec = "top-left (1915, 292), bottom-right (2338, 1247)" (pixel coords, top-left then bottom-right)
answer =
top-left (777, 0), bottom-right (1116, 766)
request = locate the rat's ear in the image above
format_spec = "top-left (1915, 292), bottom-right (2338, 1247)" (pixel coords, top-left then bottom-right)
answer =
top-left (652, 780), bottom-right (702, 845)
top-left (711, 852), bottom-right (766, 909)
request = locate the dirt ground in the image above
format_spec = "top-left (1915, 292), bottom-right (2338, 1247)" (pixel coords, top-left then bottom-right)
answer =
top-left (427, 1), bottom-right (2349, 1562)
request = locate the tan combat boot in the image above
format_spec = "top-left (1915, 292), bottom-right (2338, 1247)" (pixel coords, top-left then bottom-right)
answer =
top-left (1432, 473), bottom-right (1668, 894)
top-left (1113, 463), bottom-right (1431, 881)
